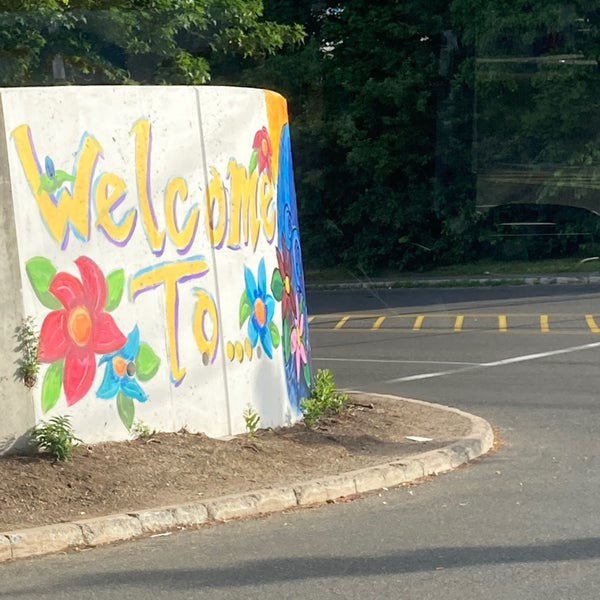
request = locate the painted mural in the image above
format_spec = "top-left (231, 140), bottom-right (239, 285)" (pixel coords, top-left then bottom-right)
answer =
top-left (1, 86), bottom-right (312, 443)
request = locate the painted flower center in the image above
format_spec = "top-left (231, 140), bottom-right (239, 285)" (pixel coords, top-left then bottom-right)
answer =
top-left (284, 275), bottom-right (291, 295)
top-left (67, 306), bottom-right (92, 347)
top-left (261, 138), bottom-right (269, 157)
top-left (254, 297), bottom-right (267, 327)
top-left (113, 356), bottom-right (127, 377)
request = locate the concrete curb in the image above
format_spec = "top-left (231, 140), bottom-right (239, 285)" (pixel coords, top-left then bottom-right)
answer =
top-left (0, 394), bottom-right (494, 563)
top-left (306, 273), bottom-right (600, 291)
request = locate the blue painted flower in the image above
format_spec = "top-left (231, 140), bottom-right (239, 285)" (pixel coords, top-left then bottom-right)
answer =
top-left (244, 258), bottom-right (276, 359)
top-left (97, 325), bottom-right (147, 402)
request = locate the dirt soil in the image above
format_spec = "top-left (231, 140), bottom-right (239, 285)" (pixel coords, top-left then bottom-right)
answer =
top-left (0, 393), bottom-right (473, 533)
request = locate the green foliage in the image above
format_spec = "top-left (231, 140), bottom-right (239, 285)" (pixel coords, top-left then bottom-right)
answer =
top-left (105, 269), bottom-right (125, 312)
top-left (25, 257), bottom-right (61, 310)
top-left (229, 0), bottom-right (600, 273)
top-left (270, 268), bottom-right (283, 301)
top-left (243, 404), bottom-right (260, 438)
top-left (117, 391), bottom-right (135, 430)
top-left (135, 342), bottom-right (161, 381)
top-left (15, 316), bottom-right (40, 388)
top-left (239, 290), bottom-right (252, 327)
top-left (33, 415), bottom-right (81, 461)
top-left (131, 419), bottom-right (154, 439)
top-left (301, 368), bottom-right (348, 428)
top-left (0, 0), bottom-right (305, 86)
top-left (41, 360), bottom-right (64, 413)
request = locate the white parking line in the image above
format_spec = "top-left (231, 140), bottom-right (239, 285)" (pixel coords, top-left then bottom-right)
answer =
top-left (314, 342), bottom-right (600, 382)
top-left (313, 357), bottom-right (481, 366)
top-left (384, 341), bottom-right (600, 383)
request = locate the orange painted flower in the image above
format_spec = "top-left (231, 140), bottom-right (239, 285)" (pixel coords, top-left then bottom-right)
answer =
top-left (38, 256), bottom-right (126, 406)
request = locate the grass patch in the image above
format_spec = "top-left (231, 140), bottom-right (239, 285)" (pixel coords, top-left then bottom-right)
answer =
top-left (305, 257), bottom-right (600, 286)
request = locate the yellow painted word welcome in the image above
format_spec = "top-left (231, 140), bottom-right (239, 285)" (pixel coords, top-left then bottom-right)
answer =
top-left (11, 118), bottom-right (276, 253)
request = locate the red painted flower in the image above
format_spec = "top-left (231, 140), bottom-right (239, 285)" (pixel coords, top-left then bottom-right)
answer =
top-left (38, 256), bottom-right (127, 406)
top-left (276, 235), bottom-right (296, 319)
top-left (252, 126), bottom-right (273, 180)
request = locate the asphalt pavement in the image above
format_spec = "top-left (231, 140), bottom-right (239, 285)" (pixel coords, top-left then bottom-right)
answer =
top-left (2, 273), bottom-right (599, 600)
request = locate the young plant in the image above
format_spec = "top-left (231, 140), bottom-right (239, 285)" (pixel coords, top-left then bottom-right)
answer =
top-left (131, 420), bottom-right (154, 439)
top-left (15, 316), bottom-right (40, 388)
top-left (33, 415), bottom-right (81, 461)
top-left (301, 368), bottom-right (348, 428)
top-left (243, 404), bottom-right (261, 438)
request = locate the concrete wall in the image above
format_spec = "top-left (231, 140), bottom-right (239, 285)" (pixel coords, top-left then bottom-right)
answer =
top-left (0, 101), bottom-right (36, 454)
top-left (0, 86), bottom-right (312, 449)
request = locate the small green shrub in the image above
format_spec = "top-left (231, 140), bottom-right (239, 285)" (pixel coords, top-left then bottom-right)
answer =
top-left (33, 416), bottom-right (81, 461)
top-left (301, 369), bottom-right (348, 428)
top-left (243, 404), bottom-right (261, 438)
top-left (131, 420), bottom-right (154, 439)
top-left (16, 316), bottom-right (40, 388)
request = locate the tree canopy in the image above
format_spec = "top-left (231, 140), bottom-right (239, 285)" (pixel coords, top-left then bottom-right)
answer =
top-left (233, 0), bottom-right (600, 271)
top-left (0, 0), bottom-right (304, 85)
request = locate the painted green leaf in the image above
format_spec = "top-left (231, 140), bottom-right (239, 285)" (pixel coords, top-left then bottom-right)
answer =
top-left (239, 291), bottom-right (251, 327)
top-left (41, 360), bottom-right (64, 414)
top-left (299, 295), bottom-right (305, 313)
top-left (269, 322), bottom-right (281, 349)
top-left (117, 392), bottom-right (135, 430)
top-left (282, 317), bottom-right (291, 363)
top-left (105, 269), bottom-right (125, 311)
top-left (271, 268), bottom-right (283, 301)
top-left (249, 149), bottom-right (258, 175)
top-left (303, 362), bottom-right (312, 388)
top-left (25, 257), bottom-right (61, 309)
top-left (136, 342), bottom-right (160, 381)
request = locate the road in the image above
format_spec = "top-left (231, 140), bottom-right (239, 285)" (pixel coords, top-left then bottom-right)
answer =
top-left (2, 284), bottom-right (599, 599)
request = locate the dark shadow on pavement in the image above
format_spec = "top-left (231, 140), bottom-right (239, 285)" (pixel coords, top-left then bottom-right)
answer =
top-left (4, 537), bottom-right (600, 595)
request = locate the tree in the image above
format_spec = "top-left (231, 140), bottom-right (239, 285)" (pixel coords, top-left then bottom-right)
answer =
top-left (0, 0), bottom-right (304, 86)
top-left (301, 1), bottom-right (453, 271)
top-left (222, 1), bottom-right (600, 271)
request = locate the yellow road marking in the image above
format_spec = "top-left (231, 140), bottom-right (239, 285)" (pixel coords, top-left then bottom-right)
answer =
top-left (372, 316), bottom-right (386, 330)
top-left (413, 315), bottom-right (425, 331)
top-left (335, 316), bottom-right (350, 330)
top-left (498, 314), bottom-right (508, 332)
top-left (310, 313), bottom-right (600, 333)
top-left (585, 314), bottom-right (600, 333)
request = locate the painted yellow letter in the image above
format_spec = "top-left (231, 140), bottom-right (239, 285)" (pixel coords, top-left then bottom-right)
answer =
top-left (205, 166), bottom-right (227, 248)
top-left (129, 257), bottom-right (210, 384)
top-left (165, 177), bottom-right (199, 254)
top-left (226, 159), bottom-right (260, 251)
top-left (131, 119), bottom-right (166, 255)
top-left (94, 172), bottom-right (137, 245)
top-left (258, 171), bottom-right (276, 243)
top-left (193, 289), bottom-right (219, 363)
top-left (12, 125), bottom-right (101, 247)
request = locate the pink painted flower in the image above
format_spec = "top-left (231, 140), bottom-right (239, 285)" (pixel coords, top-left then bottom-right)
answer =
top-left (252, 126), bottom-right (273, 180)
top-left (38, 256), bottom-right (127, 406)
top-left (290, 296), bottom-right (308, 381)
